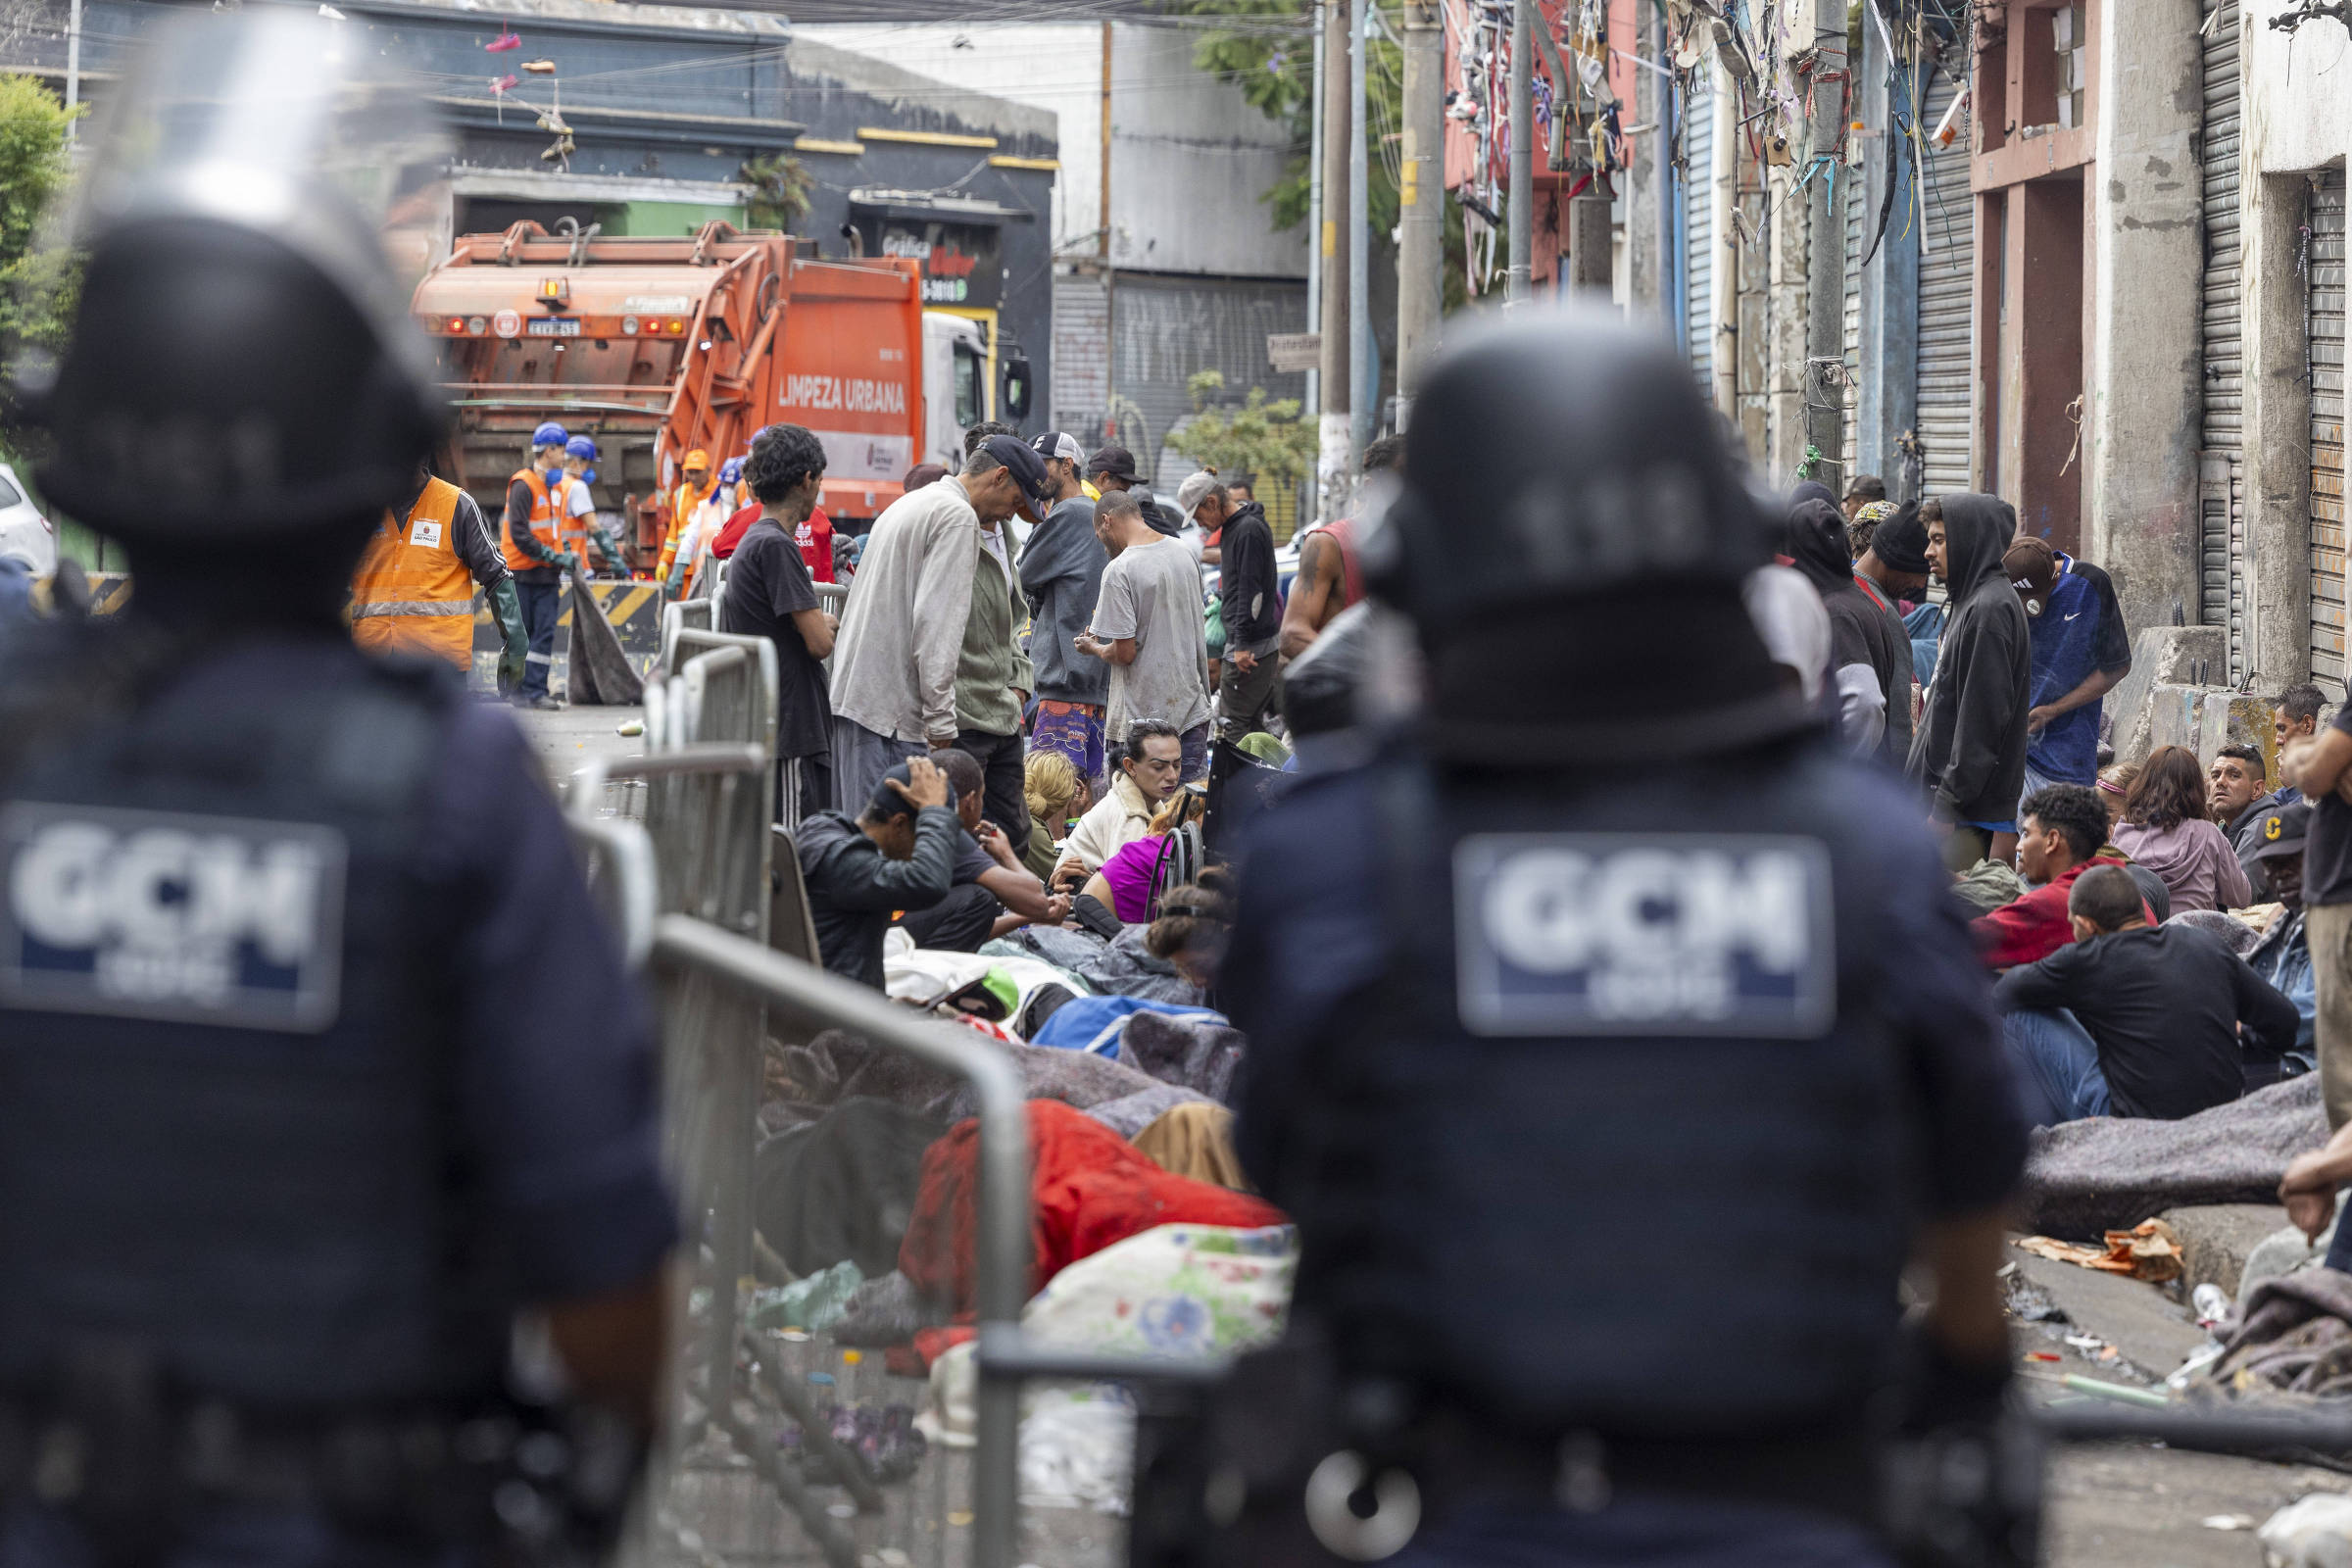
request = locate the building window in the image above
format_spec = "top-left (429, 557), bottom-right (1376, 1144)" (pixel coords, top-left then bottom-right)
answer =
top-left (2054, 4), bottom-right (2086, 130)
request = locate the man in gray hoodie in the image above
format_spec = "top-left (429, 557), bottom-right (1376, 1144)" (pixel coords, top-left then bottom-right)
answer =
top-left (1908, 493), bottom-right (2033, 871)
top-left (1020, 432), bottom-right (1109, 787)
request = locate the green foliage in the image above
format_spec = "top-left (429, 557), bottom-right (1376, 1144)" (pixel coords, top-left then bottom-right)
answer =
top-left (0, 74), bottom-right (80, 359)
top-left (739, 153), bottom-right (814, 233)
top-left (1168, 368), bottom-right (1318, 495)
top-left (1179, 0), bottom-right (1403, 242)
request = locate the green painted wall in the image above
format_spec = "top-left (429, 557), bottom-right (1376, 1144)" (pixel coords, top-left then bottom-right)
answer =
top-left (612, 201), bottom-right (747, 237)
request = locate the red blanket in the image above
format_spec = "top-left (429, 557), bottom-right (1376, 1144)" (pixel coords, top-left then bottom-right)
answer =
top-left (898, 1100), bottom-right (1284, 1364)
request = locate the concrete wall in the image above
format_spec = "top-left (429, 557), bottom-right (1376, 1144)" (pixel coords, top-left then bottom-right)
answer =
top-left (2085, 0), bottom-right (2204, 634)
top-left (797, 21), bottom-right (1306, 284)
top-left (2239, 0), bottom-right (2352, 691)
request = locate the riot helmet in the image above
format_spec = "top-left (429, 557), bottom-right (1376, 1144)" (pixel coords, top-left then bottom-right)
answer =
top-left (1367, 306), bottom-right (1802, 763)
top-left (24, 11), bottom-right (448, 544)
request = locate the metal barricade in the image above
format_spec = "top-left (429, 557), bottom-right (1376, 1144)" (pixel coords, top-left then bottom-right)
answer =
top-left (662, 598), bottom-right (716, 676)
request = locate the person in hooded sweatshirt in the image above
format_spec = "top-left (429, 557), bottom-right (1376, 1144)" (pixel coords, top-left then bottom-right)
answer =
top-left (1788, 491), bottom-right (1912, 764)
top-left (1909, 495), bottom-right (2033, 872)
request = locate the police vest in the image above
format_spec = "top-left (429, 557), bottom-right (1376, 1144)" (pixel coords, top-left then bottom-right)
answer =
top-left (502, 466), bottom-right (563, 573)
top-left (353, 475), bottom-right (477, 669)
top-left (1282, 753), bottom-right (1915, 1441)
top-left (0, 645), bottom-right (506, 1410)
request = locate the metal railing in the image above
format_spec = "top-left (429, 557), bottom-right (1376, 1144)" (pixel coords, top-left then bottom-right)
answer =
top-left (570, 614), bottom-right (1220, 1568)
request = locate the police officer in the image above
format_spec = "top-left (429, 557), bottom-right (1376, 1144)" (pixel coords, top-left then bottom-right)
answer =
top-left (0, 15), bottom-right (674, 1563)
top-left (1211, 310), bottom-right (2033, 1568)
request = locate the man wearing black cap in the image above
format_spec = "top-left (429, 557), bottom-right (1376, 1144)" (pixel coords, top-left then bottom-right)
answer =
top-left (829, 432), bottom-right (1052, 832)
top-left (794, 757), bottom-right (960, 989)
top-left (2247, 800), bottom-right (2320, 1081)
top-left (1206, 309), bottom-right (2032, 1568)
top-left (1089, 444), bottom-right (1182, 536)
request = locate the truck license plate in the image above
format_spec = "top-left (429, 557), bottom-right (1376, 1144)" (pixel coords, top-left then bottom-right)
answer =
top-left (526, 318), bottom-right (582, 337)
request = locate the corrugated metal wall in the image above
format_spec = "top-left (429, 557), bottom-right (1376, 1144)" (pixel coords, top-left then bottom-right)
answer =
top-left (1108, 270), bottom-right (1307, 519)
top-left (1686, 70), bottom-right (1715, 394)
top-left (2312, 169), bottom-right (2348, 695)
top-left (1842, 156), bottom-right (1862, 470)
top-left (2200, 0), bottom-right (2245, 678)
top-left (1915, 65), bottom-right (1974, 498)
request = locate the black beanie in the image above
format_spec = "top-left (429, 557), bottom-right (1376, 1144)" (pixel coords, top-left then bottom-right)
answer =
top-left (1870, 501), bottom-right (1930, 575)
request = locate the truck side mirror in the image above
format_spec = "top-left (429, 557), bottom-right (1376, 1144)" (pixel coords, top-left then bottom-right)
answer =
top-left (1001, 355), bottom-right (1033, 422)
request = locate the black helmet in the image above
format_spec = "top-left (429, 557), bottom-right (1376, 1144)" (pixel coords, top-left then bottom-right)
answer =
top-left (24, 11), bottom-right (447, 543)
top-left (1368, 306), bottom-right (1770, 637)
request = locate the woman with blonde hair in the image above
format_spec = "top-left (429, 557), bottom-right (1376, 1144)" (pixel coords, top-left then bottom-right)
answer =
top-left (2097, 760), bottom-right (2139, 835)
top-left (1021, 750), bottom-right (1088, 883)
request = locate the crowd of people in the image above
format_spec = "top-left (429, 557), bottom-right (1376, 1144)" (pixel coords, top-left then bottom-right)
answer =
top-left (684, 416), bottom-right (1370, 1000)
top-left (1751, 471), bottom-right (2351, 1149)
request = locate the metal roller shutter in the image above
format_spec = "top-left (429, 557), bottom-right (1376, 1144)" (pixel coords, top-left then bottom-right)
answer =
top-left (2313, 169), bottom-right (2348, 694)
top-left (1686, 68), bottom-right (1714, 394)
top-left (1915, 62), bottom-right (1974, 499)
top-left (2200, 0), bottom-right (2245, 678)
top-left (1843, 150), bottom-right (1862, 470)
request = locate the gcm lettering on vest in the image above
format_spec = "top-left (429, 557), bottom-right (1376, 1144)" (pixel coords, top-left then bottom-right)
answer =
top-left (1454, 833), bottom-right (1837, 1037)
top-left (0, 805), bottom-right (345, 1028)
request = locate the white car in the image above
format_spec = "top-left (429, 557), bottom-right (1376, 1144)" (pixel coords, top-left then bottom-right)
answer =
top-left (0, 463), bottom-right (54, 574)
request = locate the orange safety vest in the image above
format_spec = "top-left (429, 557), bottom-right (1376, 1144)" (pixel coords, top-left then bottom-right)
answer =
top-left (352, 476), bottom-right (477, 668)
top-left (501, 465), bottom-right (564, 572)
top-left (657, 477), bottom-right (713, 579)
top-left (558, 473), bottom-right (598, 564)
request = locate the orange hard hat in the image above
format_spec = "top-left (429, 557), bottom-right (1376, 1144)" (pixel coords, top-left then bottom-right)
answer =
top-left (685, 449), bottom-right (710, 470)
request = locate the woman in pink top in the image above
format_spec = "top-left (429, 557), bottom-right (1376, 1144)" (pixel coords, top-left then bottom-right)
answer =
top-left (2110, 746), bottom-right (2253, 913)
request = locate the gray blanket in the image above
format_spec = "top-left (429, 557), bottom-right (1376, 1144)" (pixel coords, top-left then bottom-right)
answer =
top-left (769, 1026), bottom-right (1208, 1133)
top-left (2021, 1073), bottom-right (2328, 1238)
top-left (2204, 1263), bottom-right (2352, 1398)
top-left (1119, 1009), bottom-right (1247, 1104)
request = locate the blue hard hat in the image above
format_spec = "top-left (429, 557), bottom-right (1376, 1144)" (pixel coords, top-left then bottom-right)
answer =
top-left (565, 434), bottom-right (598, 461)
top-left (532, 420), bottom-right (568, 449)
top-left (719, 457), bottom-right (744, 484)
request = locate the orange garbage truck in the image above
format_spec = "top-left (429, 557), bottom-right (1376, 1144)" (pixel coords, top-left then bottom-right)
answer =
top-left (412, 220), bottom-right (939, 570)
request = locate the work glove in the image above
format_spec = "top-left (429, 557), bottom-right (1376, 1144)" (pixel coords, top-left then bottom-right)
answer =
top-left (665, 560), bottom-right (688, 601)
top-left (592, 526), bottom-right (627, 574)
top-left (489, 577), bottom-right (530, 695)
top-left (555, 550), bottom-right (583, 573)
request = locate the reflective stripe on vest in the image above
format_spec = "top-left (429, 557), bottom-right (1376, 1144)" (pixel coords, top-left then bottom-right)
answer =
top-left (501, 466), bottom-right (562, 573)
top-left (354, 476), bottom-right (476, 668)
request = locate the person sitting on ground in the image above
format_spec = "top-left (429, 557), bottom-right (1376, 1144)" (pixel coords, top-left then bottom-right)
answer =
top-left (2246, 800), bottom-right (2320, 1084)
top-left (896, 749), bottom-right (1072, 952)
top-left (2112, 745), bottom-right (2254, 913)
top-left (1021, 750), bottom-right (1089, 884)
top-left (1993, 864), bottom-right (2299, 1127)
top-left (1145, 870), bottom-right (1234, 997)
top-left (796, 758), bottom-right (960, 990)
top-left (1054, 718), bottom-right (1184, 891)
top-left (2097, 759), bottom-right (2139, 835)
top-left (2212, 741), bottom-right (2282, 898)
top-left (1081, 788), bottom-right (1208, 925)
top-left (1972, 784), bottom-right (2152, 969)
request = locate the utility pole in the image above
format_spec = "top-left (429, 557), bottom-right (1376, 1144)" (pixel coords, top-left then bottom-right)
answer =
top-left (1347, 0), bottom-right (1372, 459)
top-left (65, 0), bottom-right (80, 141)
top-left (1505, 0), bottom-right (1533, 302)
top-left (1802, 4), bottom-right (1846, 490)
top-left (1396, 0), bottom-right (1443, 418)
top-left (1305, 9), bottom-right (1325, 442)
top-left (1316, 0), bottom-right (1352, 518)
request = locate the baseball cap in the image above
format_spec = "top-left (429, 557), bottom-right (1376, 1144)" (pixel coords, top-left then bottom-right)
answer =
top-left (1175, 469), bottom-right (1222, 522)
top-left (980, 433), bottom-right (1054, 516)
top-left (2005, 536), bottom-right (2059, 616)
top-left (2253, 800), bottom-right (2313, 859)
top-left (1032, 430), bottom-right (1085, 466)
top-left (1088, 445), bottom-right (1141, 483)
